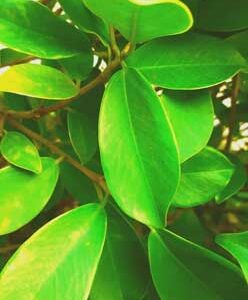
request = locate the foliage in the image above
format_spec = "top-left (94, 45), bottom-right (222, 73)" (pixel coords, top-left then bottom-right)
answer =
top-left (0, 0), bottom-right (248, 299)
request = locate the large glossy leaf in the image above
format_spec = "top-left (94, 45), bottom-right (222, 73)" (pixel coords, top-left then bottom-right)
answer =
top-left (161, 90), bottom-right (214, 162)
top-left (216, 231), bottom-right (248, 283)
top-left (58, 0), bottom-right (109, 45)
top-left (173, 147), bottom-right (234, 207)
top-left (0, 64), bottom-right (78, 99)
top-left (149, 230), bottom-right (248, 300)
top-left (0, 204), bottom-right (107, 300)
top-left (196, 0), bottom-right (248, 32)
top-left (127, 33), bottom-right (246, 89)
top-left (99, 68), bottom-right (180, 228)
top-left (0, 131), bottom-right (42, 174)
top-left (68, 110), bottom-right (97, 165)
top-left (216, 157), bottom-right (247, 203)
top-left (0, 157), bottom-right (59, 235)
top-left (0, 0), bottom-right (90, 59)
top-left (83, 0), bottom-right (193, 43)
top-left (91, 206), bottom-right (149, 300)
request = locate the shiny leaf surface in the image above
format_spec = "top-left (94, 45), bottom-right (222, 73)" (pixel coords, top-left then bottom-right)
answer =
top-left (173, 147), bottom-right (234, 207)
top-left (84, 0), bottom-right (193, 43)
top-left (127, 33), bottom-right (246, 89)
top-left (0, 157), bottom-right (59, 235)
top-left (161, 90), bottom-right (214, 162)
top-left (0, 131), bottom-right (42, 174)
top-left (99, 68), bottom-right (179, 228)
top-left (149, 229), bottom-right (248, 300)
top-left (0, 64), bottom-right (78, 99)
top-left (0, 204), bottom-right (107, 299)
top-left (0, 0), bottom-right (90, 59)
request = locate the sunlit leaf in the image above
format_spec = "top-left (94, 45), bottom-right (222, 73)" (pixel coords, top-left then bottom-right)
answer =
top-left (173, 147), bottom-right (234, 207)
top-left (0, 0), bottom-right (90, 59)
top-left (99, 68), bottom-right (179, 228)
top-left (0, 64), bottom-right (78, 99)
top-left (127, 33), bottom-right (246, 89)
top-left (84, 0), bottom-right (193, 43)
top-left (0, 204), bottom-right (107, 300)
top-left (0, 131), bottom-right (42, 174)
top-left (0, 157), bottom-right (59, 235)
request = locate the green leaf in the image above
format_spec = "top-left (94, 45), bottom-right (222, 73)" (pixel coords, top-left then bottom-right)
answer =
top-left (0, 0), bottom-right (90, 59)
top-left (84, 0), bottom-right (193, 43)
top-left (0, 157), bottom-right (59, 235)
top-left (216, 157), bottom-right (247, 203)
top-left (216, 231), bottom-right (248, 283)
top-left (173, 147), bottom-right (234, 207)
top-left (67, 110), bottom-right (97, 165)
top-left (2, 93), bottom-right (30, 111)
top-left (161, 90), bottom-right (214, 162)
top-left (0, 204), bottom-right (107, 300)
top-left (59, 52), bottom-right (93, 82)
top-left (58, 0), bottom-right (109, 45)
top-left (0, 131), bottom-right (42, 174)
top-left (91, 206), bottom-right (149, 300)
top-left (227, 30), bottom-right (248, 62)
top-left (169, 209), bottom-right (208, 245)
top-left (127, 33), bottom-right (246, 89)
top-left (60, 162), bottom-right (97, 204)
top-left (196, 0), bottom-right (248, 32)
top-left (149, 230), bottom-right (248, 300)
top-left (99, 68), bottom-right (180, 228)
top-left (0, 64), bottom-right (78, 99)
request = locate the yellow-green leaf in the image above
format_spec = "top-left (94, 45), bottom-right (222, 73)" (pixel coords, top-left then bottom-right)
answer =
top-left (0, 64), bottom-right (79, 99)
top-left (0, 131), bottom-right (42, 174)
top-left (0, 204), bottom-right (107, 300)
top-left (0, 157), bottom-right (59, 235)
top-left (0, 0), bottom-right (90, 59)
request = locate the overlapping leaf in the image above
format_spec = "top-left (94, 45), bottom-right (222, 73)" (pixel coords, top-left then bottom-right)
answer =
top-left (0, 204), bottom-right (107, 300)
top-left (149, 230), bottom-right (248, 300)
top-left (0, 64), bottom-right (78, 99)
top-left (173, 147), bottom-right (234, 207)
top-left (196, 0), bottom-right (248, 32)
top-left (58, 0), bottom-right (109, 45)
top-left (0, 0), bottom-right (90, 59)
top-left (91, 206), bottom-right (149, 300)
top-left (216, 157), bottom-right (247, 203)
top-left (127, 33), bottom-right (246, 89)
top-left (68, 110), bottom-right (97, 165)
top-left (83, 0), bottom-right (193, 43)
top-left (0, 131), bottom-right (42, 174)
top-left (161, 90), bottom-right (214, 162)
top-left (99, 68), bottom-right (179, 228)
top-left (0, 157), bottom-right (59, 235)
top-left (216, 231), bottom-right (248, 283)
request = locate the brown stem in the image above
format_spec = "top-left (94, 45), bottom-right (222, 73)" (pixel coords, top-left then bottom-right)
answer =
top-left (3, 57), bottom-right (120, 120)
top-left (224, 74), bottom-right (240, 151)
top-left (0, 244), bottom-right (20, 254)
top-left (0, 56), bottom-right (35, 68)
top-left (6, 117), bottom-right (108, 192)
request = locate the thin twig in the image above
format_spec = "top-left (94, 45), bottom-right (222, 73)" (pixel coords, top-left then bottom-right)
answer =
top-left (3, 57), bottom-right (121, 119)
top-left (0, 55), bottom-right (35, 68)
top-left (6, 117), bottom-right (108, 192)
